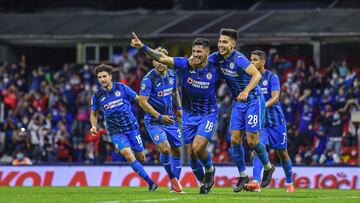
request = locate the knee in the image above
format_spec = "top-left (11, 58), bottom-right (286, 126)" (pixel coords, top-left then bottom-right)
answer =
top-left (247, 139), bottom-right (258, 148)
top-left (121, 149), bottom-right (135, 163)
top-left (231, 135), bottom-right (242, 145)
top-left (171, 147), bottom-right (181, 157)
top-left (277, 149), bottom-right (289, 161)
top-left (192, 144), bottom-right (201, 155)
top-left (137, 154), bottom-right (146, 163)
top-left (159, 142), bottom-right (171, 155)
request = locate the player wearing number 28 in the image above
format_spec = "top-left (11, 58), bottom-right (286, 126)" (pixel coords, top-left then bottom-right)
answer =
top-left (208, 29), bottom-right (275, 192)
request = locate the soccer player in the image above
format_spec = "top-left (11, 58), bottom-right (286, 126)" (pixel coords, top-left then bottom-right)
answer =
top-left (131, 33), bottom-right (220, 194)
top-left (208, 29), bottom-right (275, 192)
top-left (244, 50), bottom-right (294, 192)
top-left (139, 47), bottom-right (183, 193)
top-left (90, 64), bottom-right (158, 192)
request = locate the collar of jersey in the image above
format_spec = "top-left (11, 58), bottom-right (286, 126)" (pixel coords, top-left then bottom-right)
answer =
top-left (102, 82), bottom-right (115, 92)
top-left (222, 50), bottom-right (236, 62)
top-left (153, 67), bottom-right (168, 78)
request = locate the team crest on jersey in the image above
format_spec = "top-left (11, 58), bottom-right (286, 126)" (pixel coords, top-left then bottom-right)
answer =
top-left (206, 72), bottom-right (212, 80)
top-left (229, 62), bottom-right (235, 69)
top-left (141, 83), bottom-right (146, 90)
top-left (263, 80), bottom-right (268, 86)
top-left (169, 78), bottom-right (174, 85)
top-left (115, 91), bottom-right (121, 97)
top-left (154, 135), bottom-right (159, 141)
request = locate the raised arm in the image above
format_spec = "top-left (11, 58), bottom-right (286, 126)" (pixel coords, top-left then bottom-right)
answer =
top-left (130, 32), bottom-right (174, 66)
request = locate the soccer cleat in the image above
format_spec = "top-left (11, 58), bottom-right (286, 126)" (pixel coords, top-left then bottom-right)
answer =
top-left (244, 181), bottom-right (261, 192)
top-left (199, 185), bottom-right (209, 194)
top-left (233, 176), bottom-right (250, 192)
top-left (148, 184), bottom-right (158, 192)
top-left (261, 164), bottom-right (275, 188)
top-left (170, 177), bottom-right (183, 193)
top-left (286, 184), bottom-right (295, 192)
top-left (204, 166), bottom-right (216, 191)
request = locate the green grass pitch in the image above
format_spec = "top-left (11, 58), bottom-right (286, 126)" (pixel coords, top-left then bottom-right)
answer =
top-left (0, 187), bottom-right (359, 203)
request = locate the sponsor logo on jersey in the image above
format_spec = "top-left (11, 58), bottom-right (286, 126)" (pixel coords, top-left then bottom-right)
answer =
top-left (157, 88), bottom-right (173, 97)
top-left (104, 99), bottom-right (123, 110)
top-left (186, 77), bottom-right (210, 89)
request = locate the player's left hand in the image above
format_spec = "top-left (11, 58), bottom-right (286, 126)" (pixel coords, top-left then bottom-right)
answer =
top-left (237, 90), bottom-right (249, 101)
top-left (176, 110), bottom-right (183, 123)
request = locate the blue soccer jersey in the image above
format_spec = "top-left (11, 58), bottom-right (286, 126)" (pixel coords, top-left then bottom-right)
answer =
top-left (91, 82), bottom-right (139, 135)
top-left (140, 68), bottom-right (177, 122)
top-left (173, 57), bottom-right (221, 116)
top-left (259, 70), bottom-right (286, 127)
top-left (209, 51), bottom-right (262, 99)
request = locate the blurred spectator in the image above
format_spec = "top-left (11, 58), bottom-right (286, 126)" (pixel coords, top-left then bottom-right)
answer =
top-left (12, 150), bottom-right (32, 166)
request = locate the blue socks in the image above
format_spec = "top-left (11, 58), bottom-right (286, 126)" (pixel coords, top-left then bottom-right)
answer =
top-left (190, 159), bottom-right (204, 182)
top-left (232, 144), bottom-right (246, 173)
top-left (171, 156), bottom-right (182, 180)
top-left (199, 151), bottom-right (213, 170)
top-left (252, 155), bottom-right (263, 182)
top-left (281, 159), bottom-right (293, 184)
top-left (130, 160), bottom-right (154, 185)
top-left (253, 142), bottom-right (270, 168)
top-left (160, 153), bottom-right (175, 179)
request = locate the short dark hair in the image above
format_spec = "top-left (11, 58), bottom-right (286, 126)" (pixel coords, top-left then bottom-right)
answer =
top-left (155, 47), bottom-right (168, 55)
top-left (220, 28), bottom-right (238, 41)
top-left (94, 64), bottom-right (113, 75)
top-left (251, 50), bottom-right (266, 61)
top-left (192, 38), bottom-right (210, 48)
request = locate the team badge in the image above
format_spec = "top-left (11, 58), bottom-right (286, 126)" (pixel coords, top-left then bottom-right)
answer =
top-left (141, 83), bottom-right (146, 90)
top-left (115, 91), bottom-right (121, 97)
top-left (169, 78), bottom-right (174, 85)
top-left (263, 80), bottom-right (268, 86)
top-left (154, 135), bottom-right (159, 141)
top-left (229, 62), bottom-right (234, 69)
top-left (206, 72), bottom-right (212, 80)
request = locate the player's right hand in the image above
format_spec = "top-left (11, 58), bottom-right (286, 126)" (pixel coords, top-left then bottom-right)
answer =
top-left (90, 126), bottom-right (97, 136)
top-left (161, 115), bottom-right (175, 125)
top-left (130, 32), bottom-right (144, 49)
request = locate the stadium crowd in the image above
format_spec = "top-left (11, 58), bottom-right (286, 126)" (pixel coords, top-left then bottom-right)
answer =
top-left (0, 47), bottom-right (359, 166)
